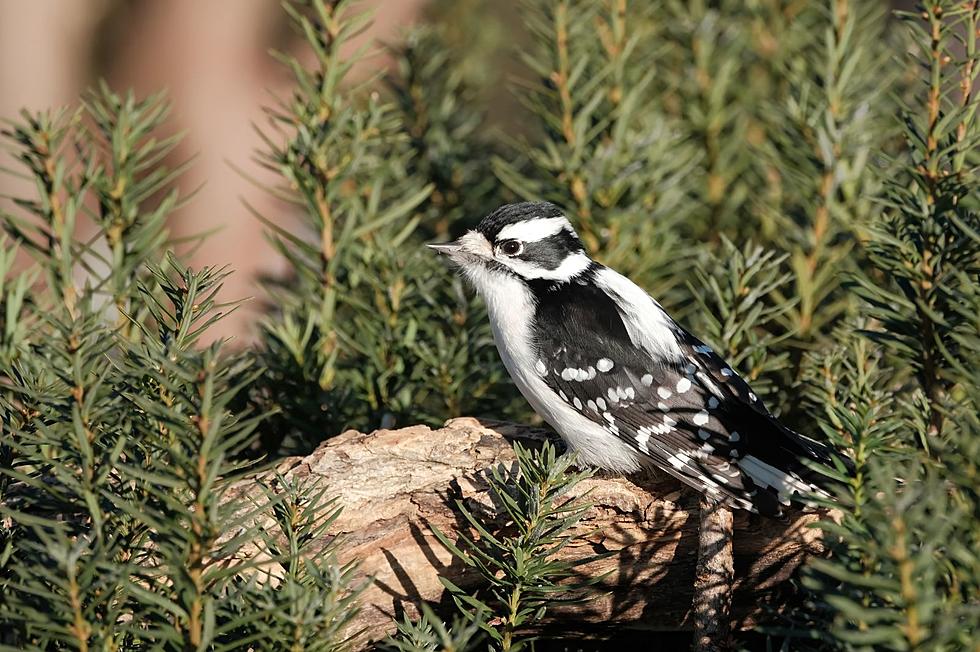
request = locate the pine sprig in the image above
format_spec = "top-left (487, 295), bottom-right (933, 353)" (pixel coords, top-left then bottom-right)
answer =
top-left (383, 604), bottom-right (487, 652)
top-left (429, 442), bottom-right (600, 652)
top-left (1, 79), bottom-right (362, 650)
top-left (82, 85), bottom-right (184, 326)
top-left (0, 107), bottom-right (91, 313)
top-left (686, 238), bottom-right (795, 409)
top-left (253, 0), bottom-right (519, 452)
top-left (495, 0), bottom-right (696, 299)
top-left (765, 0), bottom-right (898, 344)
top-left (855, 0), bottom-right (980, 443)
top-left (791, 3), bottom-right (980, 648)
top-left (216, 475), bottom-right (363, 651)
top-left (386, 17), bottom-right (505, 239)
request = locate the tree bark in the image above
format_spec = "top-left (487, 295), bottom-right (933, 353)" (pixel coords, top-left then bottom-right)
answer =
top-left (693, 497), bottom-right (735, 652)
top-left (229, 417), bottom-right (826, 648)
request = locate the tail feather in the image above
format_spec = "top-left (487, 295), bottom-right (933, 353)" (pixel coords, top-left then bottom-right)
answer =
top-left (739, 419), bottom-right (853, 513)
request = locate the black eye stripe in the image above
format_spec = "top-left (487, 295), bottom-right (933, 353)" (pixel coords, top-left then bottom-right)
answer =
top-left (511, 231), bottom-right (585, 269)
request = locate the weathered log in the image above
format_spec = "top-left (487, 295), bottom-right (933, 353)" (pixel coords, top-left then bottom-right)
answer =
top-left (231, 417), bottom-right (824, 647)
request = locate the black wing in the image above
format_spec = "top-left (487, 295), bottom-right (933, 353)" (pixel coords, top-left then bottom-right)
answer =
top-left (670, 326), bottom-right (845, 474)
top-left (530, 279), bottom-right (837, 515)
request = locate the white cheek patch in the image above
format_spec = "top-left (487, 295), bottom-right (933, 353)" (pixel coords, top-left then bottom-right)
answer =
top-left (496, 216), bottom-right (572, 243)
top-left (503, 250), bottom-right (591, 281)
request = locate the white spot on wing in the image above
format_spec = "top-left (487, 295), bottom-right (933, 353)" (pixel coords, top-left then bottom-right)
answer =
top-left (641, 373), bottom-right (654, 386)
top-left (658, 386), bottom-right (673, 399)
top-left (693, 410), bottom-right (709, 426)
top-left (676, 378), bottom-right (692, 394)
top-left (697, 371), bottom-right (721, 397)
top-left (535, 360), bottom-right (547, 376)
top-left (597, 358), bottom-right (614, 372)
top-left (635, 427), bottom-right (651, 453)
top-left (667, 451), bottom-right (691, 470)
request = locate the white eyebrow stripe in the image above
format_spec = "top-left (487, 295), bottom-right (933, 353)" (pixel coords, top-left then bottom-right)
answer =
top-left (496, 217), bottom-right (572, 243)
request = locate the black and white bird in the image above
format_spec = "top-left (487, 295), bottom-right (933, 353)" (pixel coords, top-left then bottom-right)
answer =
top-left (429, 201), bottom-right (846, 517)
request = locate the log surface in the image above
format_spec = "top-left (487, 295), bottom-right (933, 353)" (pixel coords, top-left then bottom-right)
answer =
top-left (230, 417), bottom-right (824, 647)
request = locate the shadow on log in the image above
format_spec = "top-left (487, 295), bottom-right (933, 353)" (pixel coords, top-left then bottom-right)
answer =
top-left (227, 417), bottom-right (824, 648)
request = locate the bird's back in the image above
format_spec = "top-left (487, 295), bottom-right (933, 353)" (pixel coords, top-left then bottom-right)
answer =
top-left (525, 264), bottom-right (842, 516)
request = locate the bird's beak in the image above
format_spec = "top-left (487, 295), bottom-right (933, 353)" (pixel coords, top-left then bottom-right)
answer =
top-left (426, 239), bottom-right (463, 255)
top-left (427, 231), bottom-right (493, 262)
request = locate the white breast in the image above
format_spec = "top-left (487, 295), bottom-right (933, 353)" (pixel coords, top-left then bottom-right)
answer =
top-left (465, 264), bottom-right (647, 473)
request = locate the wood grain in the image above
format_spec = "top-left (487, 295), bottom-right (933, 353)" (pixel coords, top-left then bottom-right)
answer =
top-left (229, 417), bottom-right (825, 647)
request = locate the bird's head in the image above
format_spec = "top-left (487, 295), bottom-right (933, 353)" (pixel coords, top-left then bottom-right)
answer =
top-left (427, 202), bottom-right (592, 291)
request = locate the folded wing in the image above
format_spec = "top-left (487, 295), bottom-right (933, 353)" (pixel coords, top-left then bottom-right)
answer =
top-left (531, 270), bottom-right (843, 516)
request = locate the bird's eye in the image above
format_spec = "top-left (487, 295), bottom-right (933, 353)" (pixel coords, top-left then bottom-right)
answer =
top-left (500, 240), bottom-right (523, 256)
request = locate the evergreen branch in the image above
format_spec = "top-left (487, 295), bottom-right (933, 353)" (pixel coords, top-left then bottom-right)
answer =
top-left (427, 442), bottom-right (601, 652)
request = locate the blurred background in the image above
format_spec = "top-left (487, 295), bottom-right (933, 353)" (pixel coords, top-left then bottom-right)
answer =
top-left (0, 0), bottom-right (911, 344)
top-left (0, 0), bottom-right (436, 342)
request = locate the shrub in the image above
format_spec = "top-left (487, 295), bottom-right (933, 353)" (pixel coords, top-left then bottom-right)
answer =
top-left (1, 0), bottom-right (979, 649)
